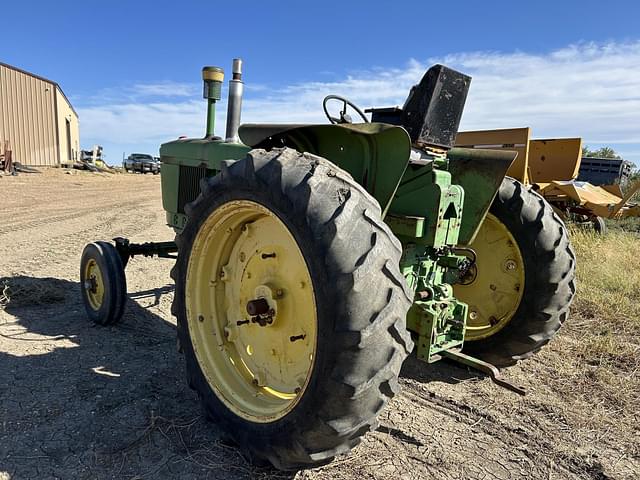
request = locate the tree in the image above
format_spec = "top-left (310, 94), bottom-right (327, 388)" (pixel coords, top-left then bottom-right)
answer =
top-left (582, 145), bottom-right (622, 159)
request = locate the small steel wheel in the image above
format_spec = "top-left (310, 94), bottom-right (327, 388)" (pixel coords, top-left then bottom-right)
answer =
top-left (592, 216), bottom-right (607, 235)
top-left (80, 241), bottom-right (127, 325)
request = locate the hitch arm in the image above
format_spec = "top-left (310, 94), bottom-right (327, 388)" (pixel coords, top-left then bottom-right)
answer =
top-left (113, 237), bottom-right (178, 268)
top-left (442, 349), bottom-right (526, 396)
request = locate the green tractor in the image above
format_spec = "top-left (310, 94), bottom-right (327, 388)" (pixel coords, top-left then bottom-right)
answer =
top-left (80, 59), bottom-right (575, 469)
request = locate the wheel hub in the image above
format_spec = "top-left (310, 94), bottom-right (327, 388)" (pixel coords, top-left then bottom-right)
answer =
top-left (83, 259), bottom-right (105, 310)
top-left (246, 297), bottom-right (270, 316)
top-left (186, 200), bottom-right (317, 422)
top-left (453, 213), bottom-right (525, 341)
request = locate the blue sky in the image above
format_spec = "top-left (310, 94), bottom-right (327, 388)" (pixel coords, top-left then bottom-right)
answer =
top-left (2, 0), bottom-right (640, 165)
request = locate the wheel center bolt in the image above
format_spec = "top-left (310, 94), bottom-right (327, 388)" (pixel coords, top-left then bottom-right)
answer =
top-left (85, 276), bottom-right (98, 293)
top-left (246, 298), bottom-right (270, 316)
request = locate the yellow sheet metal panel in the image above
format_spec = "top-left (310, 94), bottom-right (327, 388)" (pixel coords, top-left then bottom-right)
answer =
top-left (540, 181), bottom-right (624, 218)
top-left (601, 184), bottom-right (623, 197)
top-left (455, 128), bottom-right (531, 183)
top-left (0, 63), bottom-right (58, 166)
top-left (528, 138), bottom-right (582, 183)
top-left (56, 86), bottom-right (80, 165)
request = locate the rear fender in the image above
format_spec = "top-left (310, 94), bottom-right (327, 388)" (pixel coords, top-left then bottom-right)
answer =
top-left (239, 123), bottom-right (411, 215)
top-left (447, 148), bottom-right (517, 245)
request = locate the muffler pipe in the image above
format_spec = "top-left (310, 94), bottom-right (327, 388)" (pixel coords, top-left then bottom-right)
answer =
top-left (225, 58), bottom-right (244, 143)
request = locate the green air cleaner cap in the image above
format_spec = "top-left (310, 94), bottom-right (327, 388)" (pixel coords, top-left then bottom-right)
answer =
top-left (202, 66), bottom-right (224, 100)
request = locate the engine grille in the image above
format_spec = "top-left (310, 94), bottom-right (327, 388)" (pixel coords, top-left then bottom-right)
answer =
top-left (177, 165), bottom-right (210, 214)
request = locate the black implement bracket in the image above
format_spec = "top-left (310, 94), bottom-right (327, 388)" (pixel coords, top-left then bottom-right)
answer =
top-left (113, 237), bottom-right (178, 268)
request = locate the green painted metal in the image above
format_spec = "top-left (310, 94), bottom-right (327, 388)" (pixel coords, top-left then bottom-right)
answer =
top-left (384, 215), bottom-right (425, 238)
top-left (239, 123), bottom-right (411, 215)
top-left (160, 138), bottom-right (250, 226)
top-left (158, 126), bottom-right (507, 367)
top-left (393, 159), bottom-right (470, 362)
top-left (388, 156), bottom-right (464, 247)
top-left (447, 148), bottom-right (517, 245)
top-left (159, 98), bottom-right (517, 388)
top-left (158, 125), bottom-right (493, 363)
top-left (160, 163), bottom-right (179, 213)
top-left (161, 137), bottom-right (250, 165)
top-left (205, 99), bottom-right (216, 137)
top-left (401, 245), bottom-right (468, 363)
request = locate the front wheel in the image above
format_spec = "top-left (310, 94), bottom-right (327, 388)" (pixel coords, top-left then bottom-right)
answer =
top-left (454, 177), bottom-right (576, 366)
top-left (171, 148), bottom-right (413, 469)
top-left (80, 241), bottom-right (127, 325)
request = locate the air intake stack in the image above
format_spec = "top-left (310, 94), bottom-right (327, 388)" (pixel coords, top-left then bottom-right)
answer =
top-left (202, 66), bottom-right (224, 138)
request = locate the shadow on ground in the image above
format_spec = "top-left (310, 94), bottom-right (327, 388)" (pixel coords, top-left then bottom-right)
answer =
top-left (400, 353), bottom-right (483, 386)
top-left (0, 276), bottom-right (294, 480)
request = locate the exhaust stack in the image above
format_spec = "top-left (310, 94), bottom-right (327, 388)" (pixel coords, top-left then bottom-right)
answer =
top-left (225, 58), bottom-right (244, 143)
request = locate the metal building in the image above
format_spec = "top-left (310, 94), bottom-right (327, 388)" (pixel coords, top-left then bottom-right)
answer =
top-left (0, 62), bottom-right (80, 167)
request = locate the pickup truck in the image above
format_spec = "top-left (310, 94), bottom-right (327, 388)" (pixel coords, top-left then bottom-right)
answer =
top-left (123, 153), bottom-right (160, 174)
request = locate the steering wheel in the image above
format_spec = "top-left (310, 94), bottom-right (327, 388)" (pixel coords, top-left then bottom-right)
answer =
top-left (322, 95), bottom-right (369, 124)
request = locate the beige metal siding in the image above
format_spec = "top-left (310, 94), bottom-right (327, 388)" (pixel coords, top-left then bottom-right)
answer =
top-left (56, 86), bottom-right (80, 165)
top-left (0, 64), bottom-right (58, 166)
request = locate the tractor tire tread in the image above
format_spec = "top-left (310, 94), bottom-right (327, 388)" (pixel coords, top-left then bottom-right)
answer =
top-left (172, 147), bottom-right (413, 469)
top-left (464, 177), bottom-right (576, 367)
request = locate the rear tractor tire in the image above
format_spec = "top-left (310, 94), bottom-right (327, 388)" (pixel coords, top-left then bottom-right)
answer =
top-left (171, 148), bottom-right (413, 470)
top-left (454, 177), bottom-right (576, 367)
top-left (80, 241), bottom-right (127, 325)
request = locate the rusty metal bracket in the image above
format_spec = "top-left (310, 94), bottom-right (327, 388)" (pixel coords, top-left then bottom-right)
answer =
top-left (441, 349), bottom-right (526, 396)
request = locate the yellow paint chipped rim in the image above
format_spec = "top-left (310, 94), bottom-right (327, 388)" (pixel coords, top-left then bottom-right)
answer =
top-left (454, 213), bottom-right (525, 341)
top-left (84, 259), bottom-right (105, 310)
top-left (186, 200), bottom-right (317, 423)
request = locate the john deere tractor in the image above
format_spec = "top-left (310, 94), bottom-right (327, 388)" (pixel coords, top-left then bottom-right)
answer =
top-left (80, 59), bottom-right (575, 469)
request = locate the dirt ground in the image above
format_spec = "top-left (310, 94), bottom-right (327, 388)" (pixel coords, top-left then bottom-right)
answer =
top-left (0, 169), bottom-right (637, 480)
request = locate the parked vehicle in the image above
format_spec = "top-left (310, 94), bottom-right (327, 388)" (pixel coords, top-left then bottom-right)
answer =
top-left (123, 153), bottom-right (160, 174)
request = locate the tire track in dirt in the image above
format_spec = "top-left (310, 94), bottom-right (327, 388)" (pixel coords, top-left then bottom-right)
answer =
top-left (3, 204), bottom-right (163, 276)
top-left (0, 201), bottom-right (141, 236)
top-left (2, 170), bottom-right (636, 480)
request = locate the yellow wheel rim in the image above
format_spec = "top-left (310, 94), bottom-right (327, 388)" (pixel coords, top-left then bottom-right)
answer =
top-left (454, 213), bottom-right (525, 341)
top-left (186, 200), bottom-right (317, 423)
top-left (84, 259), bottom-right (105, 310)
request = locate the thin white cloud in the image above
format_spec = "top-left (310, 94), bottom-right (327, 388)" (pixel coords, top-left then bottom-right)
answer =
top-left (77, 41), bottom-right (640, 164)
top-left (130, 82), bottom-right (197, 98)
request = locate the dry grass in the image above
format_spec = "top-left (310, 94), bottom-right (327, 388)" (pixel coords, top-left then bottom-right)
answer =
top-left (540, 227), bottom-right (640, 459)
top-left (0, 276), bottom-right (68, 310)
top-left (569, 228), bottom-right (640, 362)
